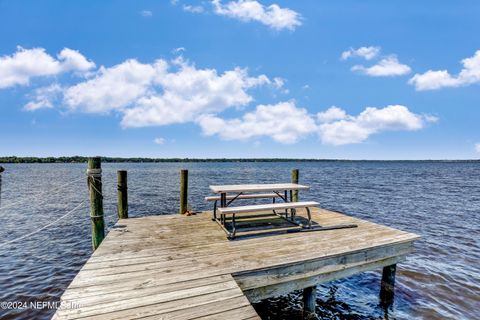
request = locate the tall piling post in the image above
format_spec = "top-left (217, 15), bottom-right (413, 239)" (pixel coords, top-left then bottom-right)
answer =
top-left (380, 264), bottom-right (397, 306)
top-left (117, 170), bottom-right (128, 219)
top-left (87, 157), bottom-right (105, 250)
top-left (294, 168), bottom-right (317, 316)
top-left (291, 168), bottom-right (299, 202)
top-left (179, 169), bottom-right (188, 214)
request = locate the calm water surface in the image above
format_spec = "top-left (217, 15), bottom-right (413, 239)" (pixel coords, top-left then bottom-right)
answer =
top-left (0, 162), bottom-right (479, 319)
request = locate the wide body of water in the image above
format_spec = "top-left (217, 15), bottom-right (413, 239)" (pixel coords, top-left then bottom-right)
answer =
top-left (0, 162), bottom-right (479, 320)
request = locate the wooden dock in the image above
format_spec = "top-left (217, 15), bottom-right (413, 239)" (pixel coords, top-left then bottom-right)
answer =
top-left (53, 207), bottom-right (419, 320)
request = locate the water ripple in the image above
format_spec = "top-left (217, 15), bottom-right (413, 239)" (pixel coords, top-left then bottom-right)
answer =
top-left (0, 161), bottom-right (479, 319)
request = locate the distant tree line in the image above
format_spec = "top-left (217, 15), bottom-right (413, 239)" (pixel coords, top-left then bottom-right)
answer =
top-left (0, 156), bottom-right (477, 164)
top-left (0, 156), bottom-right (331, 163)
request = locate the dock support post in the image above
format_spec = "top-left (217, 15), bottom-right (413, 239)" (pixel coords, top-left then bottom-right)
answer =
top-left (179, 169), bottom-right (188, 214)
top-left (290, 169), bottom-right (299, 218)
top-left (117, 170), bottom-right (128, 219)
top-left (380, 264), bottom-right (396, 306)
top-left (87, 157), bottom-right (105, 250)
top-left (303, 285), bottom-right (317, 316)
top-left (291, 168), bottom-right (299, 202)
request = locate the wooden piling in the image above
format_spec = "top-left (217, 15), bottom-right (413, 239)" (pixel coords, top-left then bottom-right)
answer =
top-left (291, 169), bottom-right (299, 202)
top-left (179, 169), bottom-right (188, 214)
top-left (303, 285), bottom-right (317, 316)
top-left (380, 264), bottom-right (396, 306)
top-left (87, 157), bottom-right (105, 250)
top-left (290, 169), bottom-right (299, 217)
top-left (117, 170), bottom-right (128, 219)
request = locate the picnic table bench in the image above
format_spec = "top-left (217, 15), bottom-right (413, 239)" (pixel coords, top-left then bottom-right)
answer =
top-left (207, 183), bottom-right (356, 239)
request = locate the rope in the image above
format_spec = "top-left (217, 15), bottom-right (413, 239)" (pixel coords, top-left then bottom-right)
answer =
top-left (0, 199), bottom-right (88, 249)
top-left (86, 168), bottom-right (102, 178)
top-left (0, 176), bottom-right (86, 211)
top-left (87, 176), bottom-right (104, 199)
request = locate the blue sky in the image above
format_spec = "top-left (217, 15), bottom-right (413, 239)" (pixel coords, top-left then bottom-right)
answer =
top-left (0, 0), bottom-right (479, 159)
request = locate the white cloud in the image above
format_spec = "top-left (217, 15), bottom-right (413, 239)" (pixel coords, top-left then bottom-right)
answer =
top-left (211, 0), bottom-right (302, 31)
top-left (121, 59), bottom-right (271, 127)
top-left (24, 84), bottom-right (62, 111)
top-left (183, 4), bottom-right (204, 13)
top-left (351, 56), bottom-right (411, 77)
top-left (4, 46), bottom-right (435, 146)
top-left (0, 46), bottom-right (94, 89)
top-left (0, 47), bottom-right (60, 88)
top-left (317, 106), bottom-right (347, 123)
top-left (409, 50), bottom-right (480, 91)
top-left (318, 105), bottom-right (434, 145)
top-left (198, 101), bottom-right (317, 143)
top-left (140, 10), bottom-right (153, 17)
top-left (64, 59), bottom-right (165, 113)
top-left (60, 56), bottom-right (273, 127)
top-left (341, 46), bottom-right (380, 61)
top-left (57, 48), bottom-right (96, 73)
top-left (153, 137), bottom-right (165, 144)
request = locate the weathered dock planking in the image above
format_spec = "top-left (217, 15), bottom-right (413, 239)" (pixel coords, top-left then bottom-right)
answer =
top-left (53, 207), bottom-right (419, 319)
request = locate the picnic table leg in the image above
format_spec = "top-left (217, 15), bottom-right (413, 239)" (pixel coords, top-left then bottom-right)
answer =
top-left (230, 213), bottom-right (236, 239)
top-left (306, 207), bottom-right (312, 228)
top-left (220, 193), bottom-right (226, 227)
top-left (212, 200), bottom-right (217, 221)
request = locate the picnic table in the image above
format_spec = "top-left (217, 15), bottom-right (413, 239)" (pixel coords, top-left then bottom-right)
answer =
top-left (207, 183), bottom-right (319, 239)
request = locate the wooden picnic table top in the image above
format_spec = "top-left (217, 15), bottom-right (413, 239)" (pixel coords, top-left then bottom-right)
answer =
top-left (209, 183), bottom-right (310, 194)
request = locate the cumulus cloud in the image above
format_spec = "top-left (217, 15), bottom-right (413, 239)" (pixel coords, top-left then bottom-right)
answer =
top-left (57, 48), bottom-right (96, 73)
top-left (0, 47), bottom-right (94, 89)
top-left (24, 84), bottom-right (63, 111)
top-left (351, 56), bottom-right (411, 77)
top-left (121, 59), bottom-right (271, 127)
top-left (64, 59), bottom-right (163, 113)
top-left (317, 106), bottom-right (347, 123)
top-left (197, 103), bottom-right (435, 145)
top-left (198, 101), bottom-right (317, 143)
top-left (341, 46), bottom-right (380, 60)
top-left (211, 0), bottom-right (302, 31)
top-left (57, 55), bottom-right (274, 127)
top-left (2, 46), bottom-right (435, 146)
top-left (318, 105), bottom-right (435, 145)
top-left (409, 50), bottom-right (480, 91)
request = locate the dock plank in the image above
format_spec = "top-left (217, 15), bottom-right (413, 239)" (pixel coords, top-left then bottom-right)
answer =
top-left (54, 207), bottom-right (419, 320)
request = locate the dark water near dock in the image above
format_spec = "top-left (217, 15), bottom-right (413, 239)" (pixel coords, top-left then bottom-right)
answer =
top-left (0, 161), bottom-right (479, 320)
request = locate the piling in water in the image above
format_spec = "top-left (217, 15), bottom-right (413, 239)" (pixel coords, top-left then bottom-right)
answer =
top-left (179, 169), bottom-right (188, 214)
top-left (117, 170), bottom-right (128, 219)
top-left (87, 157), bottom-right (105, 250)
top-left (380, 264), bottom-right (396, 306)
top-left (303, 285), bottom-right (317, 316)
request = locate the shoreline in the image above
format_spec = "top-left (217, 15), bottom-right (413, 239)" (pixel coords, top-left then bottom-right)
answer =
top-left (0, 157), bottom-right (479, 164)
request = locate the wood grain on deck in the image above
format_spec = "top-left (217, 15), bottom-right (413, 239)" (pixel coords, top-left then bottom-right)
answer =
top-left (53, 208), bottom-right (419, 320)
